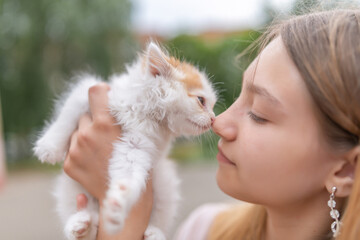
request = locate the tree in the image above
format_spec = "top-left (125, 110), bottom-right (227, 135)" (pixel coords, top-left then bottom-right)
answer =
top-left (0, 0), bottom-right (135, 160)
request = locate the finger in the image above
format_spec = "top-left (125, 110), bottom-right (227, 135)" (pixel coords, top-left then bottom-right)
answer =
top-left (63, 130), bottom-right (77, 175)
top-left (78, 113), bottom-right (92, 130)
top-left (76, 194), bottom-right (88, 211)
top-left (69, 130), bottom-right (79, 153)
top-left (88, 83), bottom-right (111, 122)
top-left (66, 131), bottom-right (83, 165)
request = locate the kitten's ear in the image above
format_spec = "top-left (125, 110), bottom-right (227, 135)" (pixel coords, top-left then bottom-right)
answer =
top-left (145, 42), bottom-right (172, 78)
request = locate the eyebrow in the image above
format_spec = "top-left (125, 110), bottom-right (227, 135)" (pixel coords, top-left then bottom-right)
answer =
top-left (246, 82), bottom-right (282, 107)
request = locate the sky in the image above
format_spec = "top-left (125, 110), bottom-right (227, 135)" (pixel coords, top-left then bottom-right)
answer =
top-left (131, 0), bottom-right (296, 36)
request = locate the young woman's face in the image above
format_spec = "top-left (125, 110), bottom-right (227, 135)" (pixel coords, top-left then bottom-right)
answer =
top-left (213, 37), bottom-right (336, 207)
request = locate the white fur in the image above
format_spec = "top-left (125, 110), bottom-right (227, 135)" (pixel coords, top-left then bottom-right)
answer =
top-left (34, 42), bottom-right (216, 240)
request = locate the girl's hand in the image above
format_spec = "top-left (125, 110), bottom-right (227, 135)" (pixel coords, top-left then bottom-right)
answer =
top-left (64, 83), bottom-right (120, 201)
top-left (76, 178), bottom-right (153, 240)
top-left (97, 176), bottom-right (153, 240)
top-left (65, 84), bottom-right (154, 239)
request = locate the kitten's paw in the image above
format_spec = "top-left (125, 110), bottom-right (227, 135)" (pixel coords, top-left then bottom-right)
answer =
top-left (144, 225), bottom-right (166, 240)
top-left (34, 138), bottom-right (65, 164)
top-left (102, 181), bottom-right (130, 234)
top-left (65, 211), bottom-right (93, 240)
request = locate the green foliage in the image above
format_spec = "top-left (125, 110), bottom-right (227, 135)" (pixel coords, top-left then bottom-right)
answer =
top-left (0, 0), bottom-right (136, 159)
top-left (0, 0), bottom-right (262, 163)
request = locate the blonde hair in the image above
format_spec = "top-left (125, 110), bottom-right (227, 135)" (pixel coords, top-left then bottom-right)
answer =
top-left (208, 204), bottom-right (266, 240)
top-left (209, 9), bottom-right (360, 240)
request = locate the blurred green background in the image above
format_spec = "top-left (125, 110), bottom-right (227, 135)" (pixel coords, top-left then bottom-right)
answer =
top-left (0, 0), bottom-right (351, 169)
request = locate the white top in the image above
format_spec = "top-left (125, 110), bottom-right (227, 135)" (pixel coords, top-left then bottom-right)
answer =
top-left (172, 203), bottom-right (231, 240)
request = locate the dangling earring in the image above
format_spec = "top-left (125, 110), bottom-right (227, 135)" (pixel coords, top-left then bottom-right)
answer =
top-left (328, 186), bottom-right (341, 237)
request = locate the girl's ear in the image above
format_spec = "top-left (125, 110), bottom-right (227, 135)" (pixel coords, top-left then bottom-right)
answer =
top-left (325, 146), bottom-right (360, 197)
top-left (145, 42), bottom-right (172, 78)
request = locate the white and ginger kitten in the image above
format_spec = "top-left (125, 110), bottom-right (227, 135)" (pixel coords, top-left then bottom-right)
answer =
top-left (34, 42), bottom-right (217, 240)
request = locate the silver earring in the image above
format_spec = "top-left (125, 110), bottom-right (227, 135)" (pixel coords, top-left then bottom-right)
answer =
top-left (328, 186), bottom-right (341, 237)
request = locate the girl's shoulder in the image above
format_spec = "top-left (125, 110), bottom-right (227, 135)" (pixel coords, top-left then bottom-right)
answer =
top-left (173, 202), bottom-right (248, 240)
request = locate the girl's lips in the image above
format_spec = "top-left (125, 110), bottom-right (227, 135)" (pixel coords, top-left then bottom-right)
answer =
top-left (217, 147), bottom-right (236, 165)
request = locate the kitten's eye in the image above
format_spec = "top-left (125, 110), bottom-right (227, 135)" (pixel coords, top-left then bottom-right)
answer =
top-left (197, 96), bottom-right (205, 106)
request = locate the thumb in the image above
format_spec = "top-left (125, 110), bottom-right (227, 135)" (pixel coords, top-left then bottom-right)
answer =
top-left (76, 193), bottom-right (88, 211)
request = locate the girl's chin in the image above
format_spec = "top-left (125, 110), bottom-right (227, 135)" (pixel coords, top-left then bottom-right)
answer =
top-left (215, 167), bottom-right (239, 196)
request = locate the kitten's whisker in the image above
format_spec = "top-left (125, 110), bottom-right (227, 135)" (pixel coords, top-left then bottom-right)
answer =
top-left (212, 81), bottom-right (224, 86)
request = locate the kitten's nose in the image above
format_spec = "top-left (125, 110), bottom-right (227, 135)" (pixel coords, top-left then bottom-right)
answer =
top-left (211, 117), bottom-right (215, 125)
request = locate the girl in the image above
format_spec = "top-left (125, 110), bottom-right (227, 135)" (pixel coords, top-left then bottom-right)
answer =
top-left (64, 9), bottom-right (360, 240)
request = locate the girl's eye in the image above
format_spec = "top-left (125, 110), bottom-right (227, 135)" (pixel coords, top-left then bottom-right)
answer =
top-left (248, 111), bottom-right (267, 124)
top-left (197, 96), bottom-right (205, 106)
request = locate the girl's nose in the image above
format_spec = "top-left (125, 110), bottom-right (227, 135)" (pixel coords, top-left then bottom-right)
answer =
top-left (212, 111), bottom-right (237, 141)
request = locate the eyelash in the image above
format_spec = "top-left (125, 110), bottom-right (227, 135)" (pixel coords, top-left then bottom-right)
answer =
top-left (248, 111), bottom-right (267, 124)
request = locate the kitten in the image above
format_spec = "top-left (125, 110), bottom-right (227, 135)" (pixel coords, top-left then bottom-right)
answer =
top-left (34, 42), bottom-right (217, 240)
